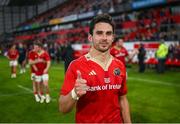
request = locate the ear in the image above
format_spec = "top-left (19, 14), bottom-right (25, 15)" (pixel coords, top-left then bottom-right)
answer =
top-left (88, 33), bottom-right (93, 42)
top-left (113, 34), bottom-right (115, 42)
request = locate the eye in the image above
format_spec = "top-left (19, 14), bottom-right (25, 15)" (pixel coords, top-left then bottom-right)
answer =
top-left (96, 31), bottom-right (103, 35)
top-left (106, 31), bottom-right (113, 36)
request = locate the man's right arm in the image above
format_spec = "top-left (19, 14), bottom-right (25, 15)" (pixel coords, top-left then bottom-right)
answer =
top-left (59, 70), bottom-right (88, 114)
top-left (29, 59), bottom-right (42, 65)
top-left (28, 59), bottom-right (37, 71)
top-left (59, 93), bottom-right (77, 113)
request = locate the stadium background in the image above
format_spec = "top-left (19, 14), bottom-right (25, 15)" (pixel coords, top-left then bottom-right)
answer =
top-left (0, 0), bottom-right (180, 123)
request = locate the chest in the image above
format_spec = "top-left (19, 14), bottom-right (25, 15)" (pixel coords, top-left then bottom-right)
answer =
top-left (80, 61), bottom-right (124, 89)
top-left (113, 49), bottom-right (127, 56)
top-left (9, 50), bottom-right (17, 56)
top-left (34, 53), bottom-right (46, 60)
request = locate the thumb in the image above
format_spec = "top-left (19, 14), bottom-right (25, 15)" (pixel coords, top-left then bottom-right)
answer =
top-left (76, 70), bottom-right (82, 79)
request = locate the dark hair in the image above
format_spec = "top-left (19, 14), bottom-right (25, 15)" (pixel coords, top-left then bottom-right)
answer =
top-left (89, 13), bottom-right (115, 35)
top-left (115, 36), bottom-right (124, 42)
top-left (10, 44), bottom-right (16, 48)
top-left (33, 41), bottom-right (43, 47)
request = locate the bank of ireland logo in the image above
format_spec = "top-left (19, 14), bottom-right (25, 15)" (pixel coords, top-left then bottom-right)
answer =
top-left (114, 68), bottom-right (121, 76)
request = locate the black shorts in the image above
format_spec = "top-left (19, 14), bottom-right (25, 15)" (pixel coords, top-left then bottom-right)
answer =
top-left (18, 57), bottom-right (26, 64)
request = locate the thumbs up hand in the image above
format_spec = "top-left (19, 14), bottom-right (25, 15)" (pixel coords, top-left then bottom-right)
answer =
top-left (74, 70), bottom-right (89, 97)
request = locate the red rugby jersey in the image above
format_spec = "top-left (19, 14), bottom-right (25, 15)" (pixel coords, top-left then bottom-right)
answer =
top-left (61, 55), bottom-right (127, 123)
top-left (7, 49), bottom-right (19, 60)
top-left (110, 46), bottom-right (129, 65)
top-left (28, 50), bottom-right (36, 73)
top-left (28, 50), bottom-right (50, 75)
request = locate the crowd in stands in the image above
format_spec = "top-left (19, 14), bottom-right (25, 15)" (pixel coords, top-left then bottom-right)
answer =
top-left (13, 6), bottom-right (179, 47)
top-left (1, 1), bottom-right (179, 68)
top-left (144, 42), bottom-right (180, 68)
top-left (114, 7), bottom-right (179, 42)
top-left (168, 44), bottom-right (178, 60)
top-left (19, 0), bottom-right (117, 27)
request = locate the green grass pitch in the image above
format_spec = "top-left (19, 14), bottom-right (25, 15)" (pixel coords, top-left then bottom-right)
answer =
top-left (0, 56), bottom-right (180, 123)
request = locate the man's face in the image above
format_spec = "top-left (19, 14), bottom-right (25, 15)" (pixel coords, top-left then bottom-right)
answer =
top-left (12, 45), bottom-right (16, 49)
top-left (89, 22), bottom-right (114, 52)
top-left (116, 39), bottom-right (124, 47)
top-left (19, 43), bottom-right (23, 48)
top-left (34, 45), bottom-right (41, 52)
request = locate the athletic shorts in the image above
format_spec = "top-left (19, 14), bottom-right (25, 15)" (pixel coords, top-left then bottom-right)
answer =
top-left (9, 60), bottom-right (18, 66)
top-left (18, 57), bottom-right (26, 64)
top-left (35, 74), bottom-right (49, 83)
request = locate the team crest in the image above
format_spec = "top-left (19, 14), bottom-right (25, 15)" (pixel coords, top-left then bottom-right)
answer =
top-left (104, 77), bottom-right (110, 83)
top-left (114, 68), bottom-right (120, 76)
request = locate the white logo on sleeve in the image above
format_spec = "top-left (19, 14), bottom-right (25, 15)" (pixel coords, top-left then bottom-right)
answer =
top-left (89, 70), bottom-right (96, 75)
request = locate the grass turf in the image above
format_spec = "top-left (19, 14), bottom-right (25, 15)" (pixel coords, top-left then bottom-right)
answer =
top-left (0, 56), bottom-right (179, 122)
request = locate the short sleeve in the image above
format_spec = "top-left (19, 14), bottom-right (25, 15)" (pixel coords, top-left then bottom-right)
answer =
top-left (60, 62), bottom-right (76, 95)
top-left (28, 52), bottom-right (31, 60)
top-left (119, 77), bottom-right (127, 95)
top-left (16, 50), bottom-right (19, 56)
top-left (119, 63), bottom-right (127, 96)
top-left (125, 48), bottom-right (129, 57)
top-left (28, 52), bottom-right (34, 60)
top-left (44, 52), bottom-right (50, 61)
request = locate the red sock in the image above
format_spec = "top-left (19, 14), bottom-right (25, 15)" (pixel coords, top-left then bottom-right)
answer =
top-left (34, 92), bottom-right (38, 95)
top-left (40, 92), bottom-right (44, 96)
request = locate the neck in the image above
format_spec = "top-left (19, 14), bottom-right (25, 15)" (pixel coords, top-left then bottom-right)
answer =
top-left (89, 47), bottom-right (110, 62)
top-left (115, 45), bottom-right (123, 50)
top-left (87, 47), bottom-right (112, 71)
top-left (37, 49), bottom-right (43, 54)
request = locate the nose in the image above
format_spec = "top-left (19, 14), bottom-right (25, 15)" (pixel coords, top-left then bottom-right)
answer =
top-left (102, 33), bottom-right (107, 40)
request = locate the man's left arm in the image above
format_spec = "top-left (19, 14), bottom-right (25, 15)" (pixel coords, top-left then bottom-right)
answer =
top-left (43, 51), bottom-right (51, 73)
top-left (119, 95), bottom-right (131, 123)
top-left (44, 60), bottom-right (51, 73)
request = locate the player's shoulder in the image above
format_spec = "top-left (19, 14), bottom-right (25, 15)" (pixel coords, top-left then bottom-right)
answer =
top-left (122, 46), bottom-right (127, 51)
top-left (43, 50), bottom-right (49, 55)
top-left (72, 55), bottom-right (86, 64)
top-left (113, 57), bottom-right (125, 67)
top-left (28, 49), bottom-right (34, 54)
top-left (111, 46), bottom-right (118, 51)
top-left (112, 58), bottom-right (126, 73)
top-left (68, 55), bottom-right (86, 67)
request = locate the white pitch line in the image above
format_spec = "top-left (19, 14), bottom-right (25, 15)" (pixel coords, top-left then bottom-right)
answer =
top-left (0, 92), bottom-right (31, 97)
top-left (128, 77), bottom-right (180, 87)
top-left (17, 85), bottom-right (33, 93)
top-left (17, 84), bottom-right (57, 102)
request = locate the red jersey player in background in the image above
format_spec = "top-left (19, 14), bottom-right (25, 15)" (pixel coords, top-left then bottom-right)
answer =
top-left (29, 42), bottom-right (51, 103)
top-left (110, 37), bottom-right (137, 66)
top-left (28, 45), bottom-right (41, 102)
top-left (7, 44), bottom-right (19, 78)
top-left (59, 14), bottom-right (131, 123)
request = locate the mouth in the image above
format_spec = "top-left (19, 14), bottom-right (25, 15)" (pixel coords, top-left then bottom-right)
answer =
top-left (100, 42), bottom-right (109, 47)
top-left (100, 41), bottom-right (109, 45)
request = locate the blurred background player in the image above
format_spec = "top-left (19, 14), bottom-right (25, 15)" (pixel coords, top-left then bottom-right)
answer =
top-left (7, 44), bottom-right (19, 78)
top-left (17, 43), bottom-right (27, 74)
top-left (32, 42), bottom-right (51, 103)
top-left (62, 42), bottom-right (74, 72)
top-left (137, 43), bottom-right (146, 73)
top-left (110, 37), bottom-right (137, 66)
top-left (28, 45), bottom-right (41, 102)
